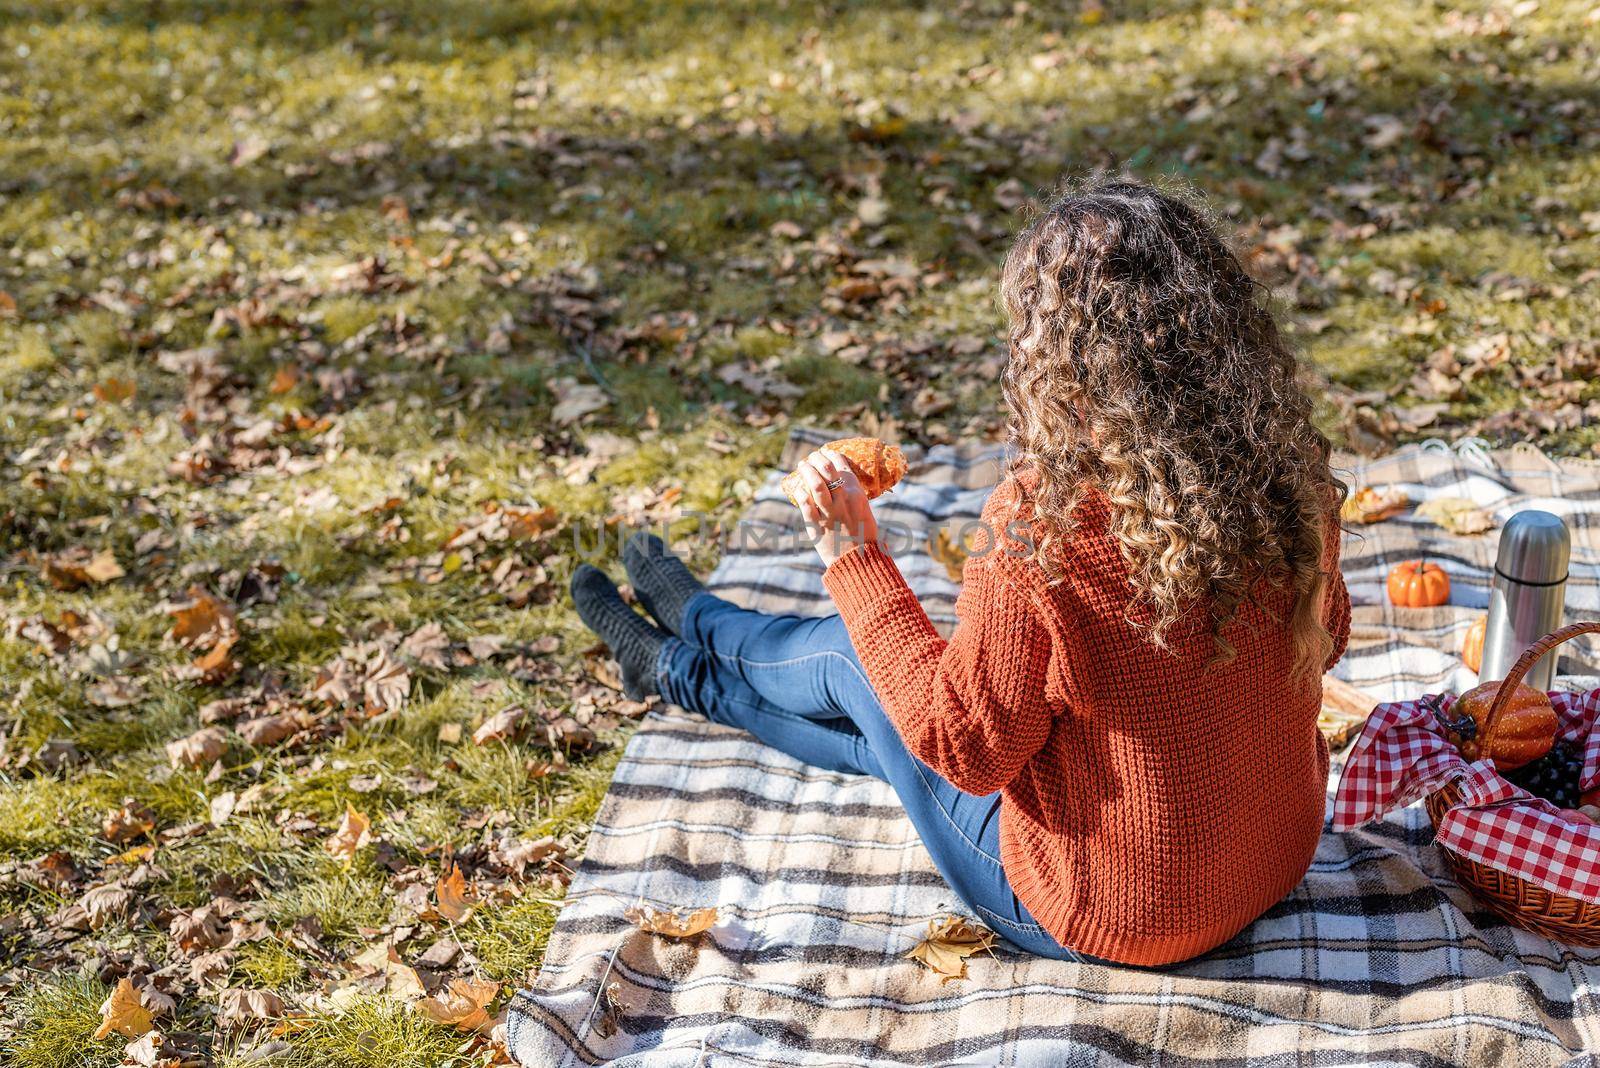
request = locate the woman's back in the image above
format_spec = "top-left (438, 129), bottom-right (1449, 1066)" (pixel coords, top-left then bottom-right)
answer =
top-left (834, 474), bottom-right (1349, 966)
top-left (1001, 483), bottom-right (1344, 963)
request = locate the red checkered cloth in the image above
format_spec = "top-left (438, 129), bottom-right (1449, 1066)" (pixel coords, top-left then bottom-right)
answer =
top-left (1333, 688), bottom-right (1600, 902)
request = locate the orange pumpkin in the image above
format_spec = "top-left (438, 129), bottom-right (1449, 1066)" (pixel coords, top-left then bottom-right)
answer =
top-left (1387, 560), bottom-right (1451, 608)
top-left (1461, 615), bottom-right (1487, 673)
top-left (1453, 680), bottom-right (1558, 770)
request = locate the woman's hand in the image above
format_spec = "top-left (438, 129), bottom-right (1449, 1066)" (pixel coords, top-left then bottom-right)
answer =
top-left (795, 447), bottom-right (879, 569)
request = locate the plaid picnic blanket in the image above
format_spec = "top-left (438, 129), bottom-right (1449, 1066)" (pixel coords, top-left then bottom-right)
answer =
top-left (508, 430), bottom-right (1600, 1067)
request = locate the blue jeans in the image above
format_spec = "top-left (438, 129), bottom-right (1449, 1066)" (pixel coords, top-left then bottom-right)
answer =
top-left (656, 591), bottom-right (1087, 962)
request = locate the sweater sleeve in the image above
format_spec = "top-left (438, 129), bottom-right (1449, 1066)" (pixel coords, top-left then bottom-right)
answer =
top-left (822, 541), bottom-right (1056, 796)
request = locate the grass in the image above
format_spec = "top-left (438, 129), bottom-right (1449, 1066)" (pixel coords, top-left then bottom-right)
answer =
top-left (4, 976), bottom-right (118, 1068)
top-left (1, 0), bottom-right (1598, 1061)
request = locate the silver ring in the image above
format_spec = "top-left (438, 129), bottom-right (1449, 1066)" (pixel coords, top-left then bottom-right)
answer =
top-left (825, 477), bottom-right (846, 490)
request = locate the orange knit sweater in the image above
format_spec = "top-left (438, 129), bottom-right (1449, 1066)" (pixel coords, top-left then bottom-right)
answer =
top-left (823, 477), bottom-right (1351, 966)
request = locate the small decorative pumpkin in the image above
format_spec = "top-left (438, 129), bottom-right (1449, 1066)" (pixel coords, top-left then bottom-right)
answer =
top-left (1387, 559), bottom-right (1451, 608)
top-left (1453, 680), bottom-right (1558, 771)
top-left (1462, 615), bottom-right (1487, 673)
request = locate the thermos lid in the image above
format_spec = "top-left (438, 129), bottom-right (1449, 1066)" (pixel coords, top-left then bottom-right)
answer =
top-left (1493, 509), bottom-right (1571, 586)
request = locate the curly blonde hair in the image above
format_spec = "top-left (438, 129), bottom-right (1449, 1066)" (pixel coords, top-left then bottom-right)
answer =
top-left (999, 177), bottom-right (1344, 673)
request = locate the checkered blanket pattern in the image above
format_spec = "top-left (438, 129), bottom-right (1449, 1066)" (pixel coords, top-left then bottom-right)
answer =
top-left (1335, 689), bottom-right (1600, 903)
top-left (508, 431), bottom-right (1600, 1067)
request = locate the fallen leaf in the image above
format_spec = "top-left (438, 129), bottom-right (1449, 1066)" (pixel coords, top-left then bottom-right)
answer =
top-left (401, 621), bottom-right (450, 668)
top-left (624, 904), bottom-right (717, 939)
top-left (361, 650), bottom-right (410, 713)
top-left (42, 548), bottom-right (124, 590)
top-left (415, 977), bottom-right (499, 1033)
top-left (81, 883), bottom-right (134, 929)
top-left (268, 365), bottom-right (299, 394)
top-left (324, 804), bottom-right (372, 861)
top-left (94, 978), bottom-right (153, 1040)
top-left (166, 726), bottom-right (228, 769)
top-left (1341, 485), bottom-right (1410, 525)
top-left (473, 706), bottom-right (525, 745)
top-left (491, 834), bottom-right (564, 879)
top-left (927, 527), bottom-right (971, 582)
top-left (209, 791), bottom-right (237, 826)
top-left (106, 843), bottom-right (155, 866)
top-left (434, 861), bottom-right (477, 923)
top-left (1363, 113), bottom-right (1409, 149)
top-left (167, 588), bottom-right (237, 648)
top-left (93, 377), bottom-right (137, 404)
top-left (121, 1029), bottom-right (167, 1067)
top-left (905, 915), bottom-right (996, 984)
top-left (103, 800), bottom-right (156, 843)
top-left (228, 134), bottom-right (271, 168)
top-left (855, 194), bottom-right (889, 227)
top-left (236, 713), bottom-right (298, 747)
top-left (170, 904), bottom-right (232, 954)
top-left (1415, 497), bottom-right (1496, 535)
top-left (182, 635), bottom-right (240, 685)
top-left (549, 377), bottom-right (609, 424)
top-left (504, 506), bottom-right (560, 540)
top-left (86, 676), bottom-right (145, 708)
top-left (216, 987), bottom-right (284, 1029)
top-left (344, 943), bottom-right (427, 1000)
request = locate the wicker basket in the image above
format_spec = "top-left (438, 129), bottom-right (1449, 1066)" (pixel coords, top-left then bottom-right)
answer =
top-left (1426, 620), bottom-right (1600, 946)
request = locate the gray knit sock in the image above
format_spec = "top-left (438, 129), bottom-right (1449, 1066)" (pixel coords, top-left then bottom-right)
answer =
top-left (570, 564), bottom-right (666, 700)
top-left (622, 532), bottom-right (707, 637)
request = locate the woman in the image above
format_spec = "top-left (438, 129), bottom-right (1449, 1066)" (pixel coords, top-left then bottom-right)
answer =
top-left (570, 177), bottom-right (1350, 967)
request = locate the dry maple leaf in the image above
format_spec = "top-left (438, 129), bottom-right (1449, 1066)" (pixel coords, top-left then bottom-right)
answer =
top-left (1341, 485), bottom-right (1410, 525)
top-left (216, 987), bottom-right (284, 1029)
top-left (267, 365), bottom-right (299, 394)
top-left (491, 834), bottom-right (564, 879)
top-left (103, 799), bottom-right (156, 844)
top-left (1415, 496), bottom-right (1496, 535)
top-left (94, 377), bottom-right (137, 404)
top-left (13, 616), bottom-right (71, 656)
top-left (504, 505), bottom-right (560, 540)
top-left (236, 712), bottom-right (298, 747)
top-left (182, 635), bottom-right (240, 685)
top-left (905, 915), bottom-right (997, 984)
top-left (86, 676), bottom-right (145, 709)
top-left (121, 1029), bottom-right (168, 1067)
top-left (81, 883), bottom-right (135, 929)
top-left (166, 588), bottom-right (237, 648)
top-left (41, 548), bottom-right (124, 591)
top-left (344, 943), bottom-right (427, 1000)
top-left (165, 726), bottom-right (228, 769)
top-left (433, 861), bottom-right (478, 923)
top-left (106, 843), bottom-right (155, 866)
top-left (94, 977), bottom-right (153, 1040)
top-left (624, 904), bottom-right (718, 939)
top-left (361, 650), bottom-right (410, 713)
top-left (927, 527), bottom-right (971, 582)
top-left (170, 905), bottom-right (232, 954)
top-left (323, 804), bottom-right (372, 861)
top-left (400, 622), bottom-right (450, 669)
top-left (473, 705), bottom-right (525, 746)
top-left (415, 977), bottom-right (500, 1032)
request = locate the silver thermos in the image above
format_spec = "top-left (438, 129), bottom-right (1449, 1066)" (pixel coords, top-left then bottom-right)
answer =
top-left (1480, 510), bottom-right (1571, 690)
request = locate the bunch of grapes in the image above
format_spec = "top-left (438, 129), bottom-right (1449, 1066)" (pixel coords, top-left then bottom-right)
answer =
top-left (1505, 740), bottom-right (1584, 811)
top-left (1427, 696), bottom-right (1481, 761)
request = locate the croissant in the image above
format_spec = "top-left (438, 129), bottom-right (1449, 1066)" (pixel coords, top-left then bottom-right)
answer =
top-left (781, 437), bottom-right (906, 506)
